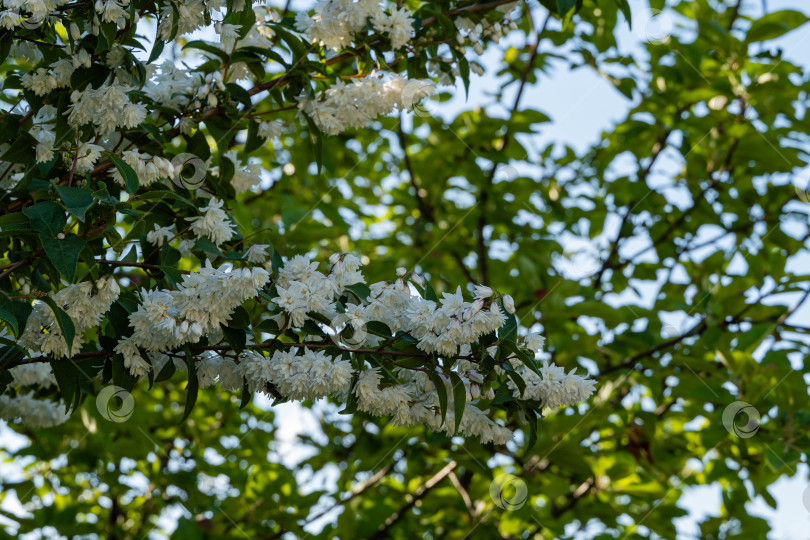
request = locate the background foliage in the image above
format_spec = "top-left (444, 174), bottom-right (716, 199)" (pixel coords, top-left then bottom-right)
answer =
top-left (2, 0), bottom-right (810, 538)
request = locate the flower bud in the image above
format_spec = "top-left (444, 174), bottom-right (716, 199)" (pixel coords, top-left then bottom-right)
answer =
top-left (396, 267), bottom-right (407, 277)
top-left (502, 294), bottom-right (515, 314)
top-left (70, 22), bottom-right (80, 40)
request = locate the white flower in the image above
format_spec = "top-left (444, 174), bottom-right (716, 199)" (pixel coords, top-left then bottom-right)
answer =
top-left (244, 244), bottom-right (269, 263)
top-left (216, 22), bottom-right (242, 50)
top-left (189, 198), bottom-right (236, 246)
top-left (73, 142), bottom-right (104, 174)
top-left (473, 285), bottom-right (493, 299)
top-left (146, 224), bottom-right (176, 246)
top-left (115, 338), bottom-right (152, 378)
top-left (21, 68), bottom-right (57, 96)
top-left (231, 163), bottom-right (262, 194)
top-left (299, 72), bottom-right (435, 135)
top-left (18, 277), bottom-right (120, 358)
top-left (525, 333), bottom-right (545, 353)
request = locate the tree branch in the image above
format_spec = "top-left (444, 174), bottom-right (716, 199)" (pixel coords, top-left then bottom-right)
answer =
top-left (368, 461), bottom-right (457, 539)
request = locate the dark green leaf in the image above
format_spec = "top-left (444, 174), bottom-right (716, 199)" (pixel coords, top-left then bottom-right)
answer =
top-left (55, 186), bottom-right (94, 222)
top-left (40, 296), bottom-right (76, 354)
top-left (107, 153), bottom-right (140, 194)
top-left (40, 233), bottom-right (84, 281)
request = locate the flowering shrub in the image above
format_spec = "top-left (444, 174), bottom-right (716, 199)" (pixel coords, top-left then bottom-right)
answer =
top-left (0, 0), bottom-right (600, 443)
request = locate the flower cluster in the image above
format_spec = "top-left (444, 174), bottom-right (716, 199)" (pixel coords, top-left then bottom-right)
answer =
top-left (0, 364), bottom-right (65, 427)
top-left (189, 198), bottom-right (238, 246)
top-left (0, 0), bottom-right (598, 445)
top-left (0, 392), bottom-right (69, 427)
top-left (2, 248), bottom-right (595, 444)
top-left (113, 149), bottom-right (177, 188)
top-left (508, 361), bottom-right (597, 409)
top-left (296, 0), bottom-right (414, 51)
top-left (19, 277), bottom-right (121, 358)
top-left (156, 0), bottom-right (225, 40)
top-left (251, 253), bottom-right (594, 443)
top-left (67, 84), bottom-right (147, 136)
top-left (243, 348), bottom-right (354, 400)
top-left (299, 72), bottom-right (435, 135)
top-left (119, 261), bottom-right (270, 376)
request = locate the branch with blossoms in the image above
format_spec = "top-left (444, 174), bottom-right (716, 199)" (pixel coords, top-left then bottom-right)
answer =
top-left (0, 0), bottom-right (598, 445)
top-left (2, 250), bottom-right (595, 444)
top-left (1, 0), bottom-right (524, 211)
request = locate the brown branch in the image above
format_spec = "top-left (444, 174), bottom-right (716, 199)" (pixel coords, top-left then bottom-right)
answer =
top-left (92, 259), bottom-right (192, 274)
top-left (276, 457), bottom-right (403, 539)
top-left (12, 339), bottom-right (480, 367)
top-left (599, 320), bottom-right (707, 375)
top-left (368, 461), bottom-right (457, 539)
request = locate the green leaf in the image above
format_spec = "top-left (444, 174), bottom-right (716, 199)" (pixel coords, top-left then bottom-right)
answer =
top-left (228, 305), bottom-right (251, 329)
top-left (502, 340), bottom-right (540, 375)
top-left (557, 0), bottom-right (578, 16)
top-left (0, 212), bottom-right (31, 236)
top-left (55, 186), bottom-right (95, 222)
top-left (0, 293), bottom-right (19, 336)
top-left (499, 312), bottom-right (518, 342)
top-left (181, 349), bottom-right (198, 422)
top-left (240, 379), bottom-right (252, 409)
top-left (505, 369), bottom-right (526, 397)
top-left (41, 296), bottom-right (76, 354)
top-left (183, 40), bottom-right (230, 62)
top-left (222, 326), bottom-right (246, 353)
top-left (49, 358), bottom-right (79, 413)
top-left (339, 380), bottom-right (359, 414)
top-left (147, 37), bottom-right (165, 63)
top-left (108, 301), bottom-right (132, 339)
top-left (428, 371), bottom-right (448, 423)
top-left (737, 324), bottom-right (776, 353)
top-left (23, 201), bottom-right (66, 235)
top-left (525, 407), bottom-right (539, 448)
top-left (185, 129), bottom-right (211, 162)
top-left (0, 132), bottom-right (37, 163)
top-left (154, 355), bottom-right (176, 382)
top-left (244, 119), bottom-right (264, 153)
top-left (613, 0), bottom-right (632, 25)
top-left (107, 153), bottom-right (140, 194)
top-left (424, 279), bottom-right (438, 302)
top-left (40, 233), bottom-right (84, 281)
top-left (746, 10), bottom-right (810, 42)
top-left (9, 300), bottom-right (32, 337)
top-left (392, 356), bottom-right (428, 369)
top-left (365, 320), bottom-right (393, 338)
top-left (346, 283), bottom-right (371, 301)
top-left (450, 372), bottom-right (466, 434)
